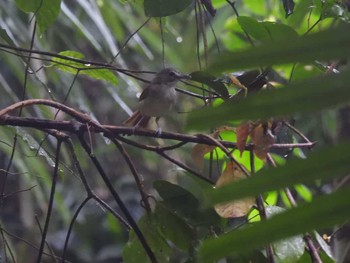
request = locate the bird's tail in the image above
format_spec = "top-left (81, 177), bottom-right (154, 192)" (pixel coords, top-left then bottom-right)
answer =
top-left (123, 110), bottom-right (150, 128)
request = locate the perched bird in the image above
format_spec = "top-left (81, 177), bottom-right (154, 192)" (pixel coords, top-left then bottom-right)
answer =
top-left (123, 68), bottom-right (190, 130)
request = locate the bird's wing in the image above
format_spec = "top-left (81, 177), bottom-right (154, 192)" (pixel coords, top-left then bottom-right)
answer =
top-left (139, 85), bottom-right (150, 101)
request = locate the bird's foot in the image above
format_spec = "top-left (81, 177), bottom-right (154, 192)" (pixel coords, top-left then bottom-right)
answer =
top-left (155, 127), bottom-right (162, 137)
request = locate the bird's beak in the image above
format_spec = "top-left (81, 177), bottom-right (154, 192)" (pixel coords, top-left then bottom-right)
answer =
top-left (179, 73), bottom-right (191, 80)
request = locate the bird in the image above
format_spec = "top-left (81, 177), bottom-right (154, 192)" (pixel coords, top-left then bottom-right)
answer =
top-left (123, 67), bottom-right (190, 131)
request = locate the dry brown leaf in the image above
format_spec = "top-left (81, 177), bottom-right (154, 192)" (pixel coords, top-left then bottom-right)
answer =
top-left (214, 162), bottom-right (255, 218)
top-left (250, 123), bottom-right (275, 160)
top-left (236, 122), bottom-right (252, 156)
top-left (192, 144), bottom-right (216, 171)
top-left (191, 126), bottom-right (235, 171)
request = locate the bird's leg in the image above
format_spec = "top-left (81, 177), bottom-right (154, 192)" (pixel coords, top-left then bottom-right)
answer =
top-left (155, 117), bottom-right (162, 137)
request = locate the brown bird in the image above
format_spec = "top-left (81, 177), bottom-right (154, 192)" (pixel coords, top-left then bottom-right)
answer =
top-left (123, 68), bottom-right (190, 130)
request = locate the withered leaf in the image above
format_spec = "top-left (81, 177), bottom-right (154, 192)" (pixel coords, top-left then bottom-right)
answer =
top-left (214, 162), bottom-right (255, 218)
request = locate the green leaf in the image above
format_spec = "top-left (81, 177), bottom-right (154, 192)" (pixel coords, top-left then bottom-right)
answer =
top-left (188, 70), bottom-right (350, 129)
top-left (153, 180), bottom-right (199, 219)
top-left (295, 184), bottom-right (313, 202)
top-left (237, 16), bottom-right (269, 42)
top-left (206, 142), bottom-right (350, 205)
top-left (190, 71), bottom-right (229, 99)
top-left (198, 188), bottom-right (350, 262)
top-left (155, 203), bottom-right (194, 250)
top-left (144, 0), bottom-right (192, 17)
top-left (122, 214), bottom-right (171, 263)
top-left (208, 24), bottom-right (350, 74)
top-left (15, 0), bottom-right (61, 33)
top-left (266, 206), bottom-right (305, 263)
top-left (52, 50), bottom-right (118, 85)
top-left (238, 17), bottom-right (298, 43)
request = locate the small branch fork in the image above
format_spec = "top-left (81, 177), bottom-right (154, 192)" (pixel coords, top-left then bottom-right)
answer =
top-left (0, 99), bottom-right (316, 263)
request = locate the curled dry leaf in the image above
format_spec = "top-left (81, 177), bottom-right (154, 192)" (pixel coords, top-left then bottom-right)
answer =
top-left (192, 144), bottom-right (216, 172)
top-left (236, 122), bottom-right (253, 156)
top-left (214, 162), bottom-right (255, 218)
top-left (191, 126), bottom-right (235, 171)
top-left (251, 123), bottom-right (275, 160)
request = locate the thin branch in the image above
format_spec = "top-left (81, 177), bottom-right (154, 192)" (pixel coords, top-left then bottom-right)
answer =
top-left (112, 17), bottom-right (151, 62)
top-left (36, 139), bottom-right (62, 263)
top-left (64, 138), bottom-right (131, 229)
top-left (62, 196), bottom-right (91, 262)
top-left (0, 112), bottom-right (316, 151)
top-left (283, 121), bottom-right (313, 145)
top-left (78, 135), bottom-right (157, 263)
top-left (111, 138), bottom-right (151, 212)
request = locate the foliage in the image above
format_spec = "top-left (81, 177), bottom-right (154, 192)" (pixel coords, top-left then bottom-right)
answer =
top-left (0, 0), bottom-right (349, 262)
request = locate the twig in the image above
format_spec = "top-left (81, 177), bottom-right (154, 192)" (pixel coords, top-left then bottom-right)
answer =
top-left (36, 139), bottom-right (62, 263)
top-left (78, 135), bottom-right (157, 263)
top-left (111, 138), bottom-right (151, 212)
top-left (0, 112), bottom-right (316, 151)
top-left (64, 138), bottom-right (131, 229)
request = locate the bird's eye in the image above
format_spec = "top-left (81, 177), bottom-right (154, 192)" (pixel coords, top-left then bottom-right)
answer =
top-left (169, 71), bottom-right (176, 77)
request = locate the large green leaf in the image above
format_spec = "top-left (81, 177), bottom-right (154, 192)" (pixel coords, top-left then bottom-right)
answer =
top-left (208, 24), bottom-right (350, 74)
top-left (155, 203), bottom-right (194, 250)
top-left (15, 0), bottom-right (61, 33)
top-left (206, 141), bottom-right (350, 205)
top-left (144, 0), bottom-right (192, 17)
top-left (188, 70), bottom-right (350, 129)
top-left (198, 188), bottom-right (350, 262)
top-left (154, 180), bottom-right (200, 219)
top-left (52, 50), bottom-right (118, 85)
top-left (122, 214), bottom-right (171, 263)
top-left (237, 16), bottom-right (298, 43)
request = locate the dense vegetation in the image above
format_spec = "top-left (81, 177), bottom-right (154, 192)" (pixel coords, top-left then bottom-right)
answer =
top-left (0, 0), bottom-right (349, 262)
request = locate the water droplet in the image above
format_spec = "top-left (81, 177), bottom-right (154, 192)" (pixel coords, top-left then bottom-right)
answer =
top-left (176, 37), bottom-right (183, 43)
